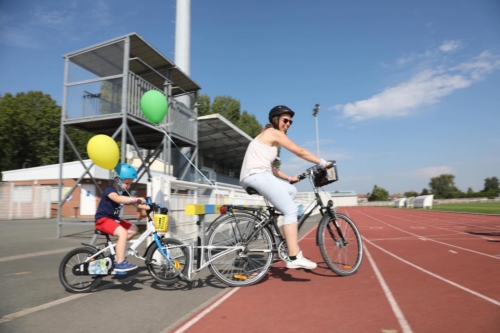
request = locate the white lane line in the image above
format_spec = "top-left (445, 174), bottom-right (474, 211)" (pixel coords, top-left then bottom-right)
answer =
top-left (170, 224), bottom-right (318, 333)
top-left (374, 214), bottom-right (498, 239)
top-left (364, 245), bottom-right (413, 333)
top-left (449, 250), bottom-right (458, 254)
top-left (363, 237), bottom-right (500, 306)
top-left (0, 248), bottom-right (75, 263)
top-left (0, 272), bottom-right (140, 324)
top-left (357, 211), bottom-right (500, 260)
top-left (0, 294), bottom-right (89, 324)
top-left (171, 288), bottom-right (240, 333)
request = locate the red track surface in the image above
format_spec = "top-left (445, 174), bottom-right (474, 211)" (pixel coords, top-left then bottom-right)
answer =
top-left (172, 207), bottom-right (500, 333)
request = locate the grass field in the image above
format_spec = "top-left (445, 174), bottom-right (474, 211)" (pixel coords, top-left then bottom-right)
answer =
top-left (431, 202), bottom-right (500, 214)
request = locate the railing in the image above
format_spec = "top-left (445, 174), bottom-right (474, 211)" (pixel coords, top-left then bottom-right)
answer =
top-left (169, 99), bottom-right (197, 144)
top-left (67, 72), bottom-right (197, 144)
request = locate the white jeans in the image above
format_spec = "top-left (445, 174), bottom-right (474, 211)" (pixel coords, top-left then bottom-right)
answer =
top-left (240, 172), bottom-right (298, 225)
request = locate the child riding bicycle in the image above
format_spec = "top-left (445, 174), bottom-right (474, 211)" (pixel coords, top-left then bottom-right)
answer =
top-left (94, 162), bottom-right (150, 272)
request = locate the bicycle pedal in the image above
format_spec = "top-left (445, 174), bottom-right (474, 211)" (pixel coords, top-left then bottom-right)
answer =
top-left (111, 270), bottom-right (127, 275)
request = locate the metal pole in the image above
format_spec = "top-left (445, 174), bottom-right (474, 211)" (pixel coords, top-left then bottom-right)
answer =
top-left (313, 104), bottom-right (320, 157)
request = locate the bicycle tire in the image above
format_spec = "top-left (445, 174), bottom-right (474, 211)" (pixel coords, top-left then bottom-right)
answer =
top-left (59, 247), bottom-right (103, 293)
top-left (146, 237), bottom-right (190, 285)
top-left (207, 214), bottom-right (274, 287)
top-left (318, 212), bottom-right (363, 276)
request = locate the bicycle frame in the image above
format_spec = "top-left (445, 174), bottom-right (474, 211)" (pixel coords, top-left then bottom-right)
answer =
top-left (83, 218), bottom-right (181, 273)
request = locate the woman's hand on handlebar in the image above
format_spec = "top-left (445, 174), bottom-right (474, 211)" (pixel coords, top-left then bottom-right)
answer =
top-left (289, 175), bottom-right (301, 184)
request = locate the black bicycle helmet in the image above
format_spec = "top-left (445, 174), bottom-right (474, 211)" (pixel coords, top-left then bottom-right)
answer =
top-left (268, 105), bottom-right (295, 123)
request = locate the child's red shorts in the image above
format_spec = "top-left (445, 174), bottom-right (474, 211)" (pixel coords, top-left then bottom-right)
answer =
top-left (95, 217), bottom-right (133, 235)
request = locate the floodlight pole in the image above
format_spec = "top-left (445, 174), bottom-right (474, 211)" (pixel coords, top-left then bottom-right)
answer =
top-left (313, 104), bottom-right (320, 157)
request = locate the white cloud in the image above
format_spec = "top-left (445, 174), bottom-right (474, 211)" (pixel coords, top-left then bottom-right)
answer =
top-left (0, 26), bottom-right (41, 48)
top-left (33, 7), bottom-right (74, 29)
top-left (335, 49), bottom-right (500, 121)
top-left (439, 40), bottom-right (462, 52)
top-left (412, 166), bottom-right (454, 179)
top-left (451, 51), bottom-right (500, 80)
top-left (0, 2), bottom-right (115, 48)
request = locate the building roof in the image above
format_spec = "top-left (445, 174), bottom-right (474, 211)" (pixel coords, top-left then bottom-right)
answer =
top-left (64, 32), bottom-right (201, 96)
top-left (197, 113), bottom-right (253, 170)
top-left (330, 190), bottom-right (357, 197)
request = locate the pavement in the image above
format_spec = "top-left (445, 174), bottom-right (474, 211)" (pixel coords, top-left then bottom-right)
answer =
top-left (0, 216), bottom-right (320, 333)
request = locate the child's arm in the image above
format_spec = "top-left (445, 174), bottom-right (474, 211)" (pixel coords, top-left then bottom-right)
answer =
top-left (108, 192), bottom-right (136, 204)
top-left (108, 193), bottom-right (150, 210)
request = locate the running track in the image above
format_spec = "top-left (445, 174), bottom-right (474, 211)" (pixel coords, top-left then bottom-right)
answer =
top-left (169, 207), bottom-right (500, 333)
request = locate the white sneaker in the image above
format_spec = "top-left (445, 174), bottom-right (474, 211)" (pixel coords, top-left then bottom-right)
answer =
top-left (285, 251), bottom-right (317, 270)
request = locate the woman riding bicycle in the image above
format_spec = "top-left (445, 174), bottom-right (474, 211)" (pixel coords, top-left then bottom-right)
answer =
top-left (240, 105), bottom-right (331, 270)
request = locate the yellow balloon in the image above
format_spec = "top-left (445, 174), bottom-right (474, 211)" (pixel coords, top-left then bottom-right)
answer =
top-left (87, 135), bottom-right (119, 170)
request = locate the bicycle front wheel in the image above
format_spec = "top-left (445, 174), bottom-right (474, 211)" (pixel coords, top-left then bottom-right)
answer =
top-left (146, 238), bottom-right (190, 285)
top-left (207, 215), bottom-right (274, 287)
top-left (59, 247), bottom-right (103, 293)
top-left (318, 212), bottom-right (363, 276)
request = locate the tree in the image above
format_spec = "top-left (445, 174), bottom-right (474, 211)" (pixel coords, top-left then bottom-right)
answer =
top-left (483, 177), bottom-right (499, 194)
top-left (429, 174), bottom-right (459, 199)
top-left (0, 91), bottom-right (92, 178)
top-left (404, 191), bottom-right (419, 197)
top-left (196, 94), bottom-right (262, 138)
top-left (195, 94), bottom-right (211, 117)
top-left (237, 111), bottom-right (262, 138)
top-left (368, 185), bottom-right (389, 201)
top-left (212, 95), bottom-right (241, 124)
top-left (421, 188), bottom-right (429, 195)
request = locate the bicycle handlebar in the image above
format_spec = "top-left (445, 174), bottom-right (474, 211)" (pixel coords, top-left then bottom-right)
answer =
top-left (136, 198), bottom-right (168, 214)
top-left (297, 161), bottom-right (334, 181)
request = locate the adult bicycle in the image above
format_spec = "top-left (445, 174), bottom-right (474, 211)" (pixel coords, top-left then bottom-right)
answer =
top-left (58, 199), bottom-right (189, 293)
top-left (202, 161), bottom-right (363, 286)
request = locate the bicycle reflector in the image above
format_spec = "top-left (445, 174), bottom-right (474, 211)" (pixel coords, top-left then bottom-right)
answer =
top-left (219, 205), bottom-right (227, 214)
top-left (233, 274), bottom-right (248, 280)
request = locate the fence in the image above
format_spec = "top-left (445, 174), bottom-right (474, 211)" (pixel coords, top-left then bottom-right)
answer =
top-left (0, 182), bottom-right (51, 220)
top-left (150, 178), bottom-right (326, 244)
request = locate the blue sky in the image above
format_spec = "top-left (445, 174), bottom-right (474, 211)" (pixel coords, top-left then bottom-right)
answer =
top-left (1, 0), bottom-right (499, 195)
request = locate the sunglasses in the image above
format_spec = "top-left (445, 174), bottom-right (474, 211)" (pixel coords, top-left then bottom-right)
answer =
top-left (282, 118), bottom-right (293, 125)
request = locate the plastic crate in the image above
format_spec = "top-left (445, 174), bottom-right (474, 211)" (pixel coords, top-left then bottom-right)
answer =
top-left (154, 214), bottom-right (169, 232)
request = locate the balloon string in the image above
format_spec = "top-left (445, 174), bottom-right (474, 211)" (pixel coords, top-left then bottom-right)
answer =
top-left (157, 126), bottom-right (227, 199)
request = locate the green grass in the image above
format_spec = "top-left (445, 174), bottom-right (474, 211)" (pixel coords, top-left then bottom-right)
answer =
top-left (431, 202), bottom-right (500, 214)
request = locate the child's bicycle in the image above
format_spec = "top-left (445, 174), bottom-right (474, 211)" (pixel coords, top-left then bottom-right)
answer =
top-left (58, 199), bottom-right (189, 293)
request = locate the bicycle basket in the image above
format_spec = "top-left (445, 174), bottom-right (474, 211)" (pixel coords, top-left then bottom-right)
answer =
top-left (313, 161), bottom-right (339, 187)
top-left (154, 214), bottom-right (169, 232)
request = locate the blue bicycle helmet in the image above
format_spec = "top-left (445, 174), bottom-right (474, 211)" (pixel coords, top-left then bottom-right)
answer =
top-left (114, 163), bottom-right (137, 180)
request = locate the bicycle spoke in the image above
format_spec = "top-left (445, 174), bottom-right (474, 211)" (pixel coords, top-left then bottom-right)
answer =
top-left (319, 214), bottom-right (363, 275)
top-left (207, 216), bottom-right (274, 286)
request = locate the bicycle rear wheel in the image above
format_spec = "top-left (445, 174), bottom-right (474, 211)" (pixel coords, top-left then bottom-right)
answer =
top-left (207, 215), bottom-right (274, 287)
top-left (318, 212), bottom-right (363, 276)
top-left (59, 247), bottom-right (103, 293)
top-left (146, 238), bottom-right (190, 285)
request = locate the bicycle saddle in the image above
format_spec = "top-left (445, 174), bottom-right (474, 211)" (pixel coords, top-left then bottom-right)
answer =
top-left (245, 187), bottom-right (260, 195)
top-left (94, 229), bottom-right (107, 235)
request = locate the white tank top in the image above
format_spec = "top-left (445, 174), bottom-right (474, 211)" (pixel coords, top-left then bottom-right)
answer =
top-left (240, 138), bottom-right (278, 181)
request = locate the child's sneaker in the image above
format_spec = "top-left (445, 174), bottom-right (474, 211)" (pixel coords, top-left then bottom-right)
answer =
top-left (114, 260), bottom-right (138, 272)
top-left (285, 251), bottom-right (317, 270)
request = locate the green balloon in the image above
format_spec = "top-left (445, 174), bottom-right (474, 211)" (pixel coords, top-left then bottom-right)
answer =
top-left (140, 90), bottom-right (168, 124)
